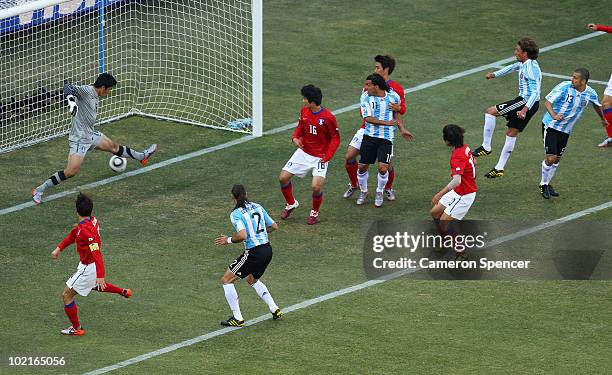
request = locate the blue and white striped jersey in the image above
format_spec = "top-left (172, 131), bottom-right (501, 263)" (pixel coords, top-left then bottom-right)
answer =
top-left (494, 59), bottom-right (542, 109)
top-left (361, 89), bottom-right (401, 142)
top-left (230, 202), bottom-right (275, 250)
top-left (542, 81), bottom-right (601, 134)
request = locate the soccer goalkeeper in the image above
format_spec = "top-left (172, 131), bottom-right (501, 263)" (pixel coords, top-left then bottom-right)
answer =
top-left (32, 73), bottom-right (157, 204)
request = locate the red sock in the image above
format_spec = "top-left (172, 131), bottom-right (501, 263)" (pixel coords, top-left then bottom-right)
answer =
top-left (64, 300), bottom-right (80, 328)
top-left (604, 109), bottom-right (612, 137)
top-left (345, 159), bottom-right (358, 188)
top-left (280, 182), bottom-right (295, 205)
top-left (94, 282), bottom-right (123, 295)
top-left (312, 192), bottom-right (323, 213)
top-left (385, 166), bottom-right (395, 190)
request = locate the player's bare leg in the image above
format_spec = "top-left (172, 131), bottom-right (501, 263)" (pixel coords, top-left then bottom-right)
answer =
top-left (279, 170), bottom-right (299, 219)
top-left (473, 106), bottom-right (499, 157)
top-left (220, 269), bottom-right (244, 326)
top-left (356, 163), bottom-right (370, 205)
top-left (33, 154), bottom-right (84, 204)
top-left (374, 163), bottom-right (389, 208)
top-left (344, 146), bottom-right (360, 198)
top-left (308, 176), bottom-right (324, 224)
top-left (61, 287), bottom-right (85, 335)
top-left (246, 274), bottom-right (282, 320)
top-left (96, 134), bottom-right (157, 166)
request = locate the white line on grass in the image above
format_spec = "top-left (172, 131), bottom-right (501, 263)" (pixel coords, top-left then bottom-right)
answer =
top-left (0, 30), bottom-right (605, 218)
top-left (83, 197), bottom-right (612, 375)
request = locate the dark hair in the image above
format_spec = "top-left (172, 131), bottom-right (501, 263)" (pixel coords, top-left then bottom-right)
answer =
top-left (93, 73), bottom-right (117, 89)
top-left (231, 184), bottom-right (249, 210)
top-left (374, 55), bottom-right (396, 75)
top-left (366, 73), bottom-right (389, 91)
top-left (76, 192), bottom-right (93, 217)
top-left (301, 84), bottom-right (322, 106)
top-left (574, 68), bottom-right (590, 82)
top-left (517, 37), bottom-right (539, 60)
top-left (442, 124), bottom-right (465, 148)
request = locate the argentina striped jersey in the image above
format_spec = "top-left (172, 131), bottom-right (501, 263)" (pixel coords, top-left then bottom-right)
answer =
top-left (361, 89), bottom-right (401, 142)
top-left (230, 202), bottom-right (275, 250)
top-left (494, 59), bottom-right (542, 109)
top-left (64, 83), bottom-right (99, 144)
top-left (542, 81), bottom-right (601, 134)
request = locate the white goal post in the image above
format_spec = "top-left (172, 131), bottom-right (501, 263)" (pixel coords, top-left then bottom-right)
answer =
top-left (0, 0), bottom-right (263, 154)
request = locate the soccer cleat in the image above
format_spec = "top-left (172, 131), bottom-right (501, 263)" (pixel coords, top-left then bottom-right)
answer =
top-left (547, 184), bottom-right (559, 197)
top-left (384, 189), bottom-right (396, 201)
top-left (485, 168), bottom-right (504, 178)
top-left (307, 210), bottom-right (319, 225)
top-left (220, 316), bottom-right (245, 327)
top-left (140, 144), bottom-right (158, 166)
top-left (356, 191), bottom-right (368, 205)
top-left (121, 288), bottom-right (133, 298)
top-left (472, 145), bottom-right (492, 157)
top-left (31, 189), bottom-right (43, 205)
top-left (272, 308), bottom-right (283, 320)
top-left (343, 184), bottom-right (358, 199)
top-left (374, 191), bottom-right (384, 208)
top-left (539, 184), bottom-right (550, 199)
top-left (60, 326), bottom-right (85, 336)
top-left (280, 200), bottom-right (299, 220)
top-left (597, 137), bottom-right (612, 148)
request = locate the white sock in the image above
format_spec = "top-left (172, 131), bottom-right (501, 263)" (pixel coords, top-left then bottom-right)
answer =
top-left (222, 284), bottom-right (243, 321)
top-left (482, 113), bottom-right (496, 151)
top-left (376, 171), bottom-right (389, 193)
top-left (540, 160), bottom-right (552, 185)
top-left (548, 163), bottom-right (559, 183)
top-left (494, 135), bottom-right (516, 170)
top-left (357, 170), bottom-right (369, 192)
top-left (251, 281), bottom-right (278, 313)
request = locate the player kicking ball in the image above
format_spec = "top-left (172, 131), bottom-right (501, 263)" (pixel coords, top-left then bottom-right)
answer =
top-left (538, 69), bottom-right (606, 198)
top-left (431, 124), bottom-right (477, 222)
top-left (52, 193), bottom-right (132, 336)
top-left (356, 74), bottom-right (413, 207)
top-left (214, 185), bottom-right (282, 327)
top-left (32, 73), bottom-right (157, 205)
top-left (279, 85), bottom-right (340, 224)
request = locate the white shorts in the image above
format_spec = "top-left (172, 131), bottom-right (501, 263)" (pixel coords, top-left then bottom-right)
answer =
top-left (605, 73), bottom-right (612, 97)
top-left (440, 190), bottom-right (476, 220)
top-left (282, 148), bottom-right (328, 178)
top-left (349, 128), bottom-right (365, 150)
top-left (66, 262), bottom-right (97, 296)
top-left (69, 131), bottom-right (104, 157)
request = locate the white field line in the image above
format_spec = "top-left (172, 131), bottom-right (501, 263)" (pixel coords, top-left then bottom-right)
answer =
top-left (83, 197), bottom-right (612, 375)
top-left (0, 31), bottom-right (604, 217)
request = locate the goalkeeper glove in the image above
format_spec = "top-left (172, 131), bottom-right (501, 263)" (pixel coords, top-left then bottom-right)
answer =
top-left (66, 95), bottom-right (78, 116)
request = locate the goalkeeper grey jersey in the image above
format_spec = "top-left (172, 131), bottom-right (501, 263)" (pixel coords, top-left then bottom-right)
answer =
top-left (64, 84), bottom-right (99, 143)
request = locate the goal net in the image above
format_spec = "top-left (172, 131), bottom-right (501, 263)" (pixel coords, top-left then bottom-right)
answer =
top-left (0, 0), bottom-right (262, 154)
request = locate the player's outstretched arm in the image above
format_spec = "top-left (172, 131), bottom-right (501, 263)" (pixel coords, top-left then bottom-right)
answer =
top-left (51, 247), bottom-right (61, 260)
top-left (215, 230), bottom-right (247, 246)
top-left (593, 104), bottom-right (608, 126)
top-left (267, 222), bottom-right (279, 233)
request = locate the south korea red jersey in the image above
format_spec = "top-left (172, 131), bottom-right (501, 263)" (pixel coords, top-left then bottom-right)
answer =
top-left (57, 216), bottom-right (105, 277)
top-left (450, 145), bottom-right (477, 196)
top-left (293, 106), bottom-right (340, 161)
top-left (360, 79), bottom-right (406, 129)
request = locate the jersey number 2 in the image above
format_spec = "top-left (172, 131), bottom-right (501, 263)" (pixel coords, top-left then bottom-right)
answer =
top-left (252, 213), bottom-right (264, 234)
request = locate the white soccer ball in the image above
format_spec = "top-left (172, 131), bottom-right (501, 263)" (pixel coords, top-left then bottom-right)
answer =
top-left (109, 155), bottom-right (127, 173)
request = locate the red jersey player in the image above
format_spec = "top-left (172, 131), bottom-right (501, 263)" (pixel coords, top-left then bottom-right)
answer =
top-left (344, 55), bottom-right (406, 200)
top-left (51, 193), bottom-right (132, 336)
top-left (279, 85), bottom-right (340, 224)
top-left (431, 124), bottom-right (477, 222)
top-left (586, 23), bottom-right (612, 147)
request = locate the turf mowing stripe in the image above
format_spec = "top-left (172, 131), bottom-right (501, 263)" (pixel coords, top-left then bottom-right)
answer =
top-left (0, 30), bottom-right (605, 218)
top-left (83, 197), bottom-right (612, 375)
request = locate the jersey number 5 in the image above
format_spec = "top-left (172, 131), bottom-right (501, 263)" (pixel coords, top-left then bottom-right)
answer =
top-left (252, 212), bottom-right (265, 234)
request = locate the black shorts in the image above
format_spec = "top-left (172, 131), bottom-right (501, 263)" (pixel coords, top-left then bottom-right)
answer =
top-left (359, 135), bottom-right (393, 165)
top-left (496, 96), bottom-right (539, 132)
top-left (228, 243), bottom-right (273, 279)
top-left (542, 124), bottom-right (569, 157)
